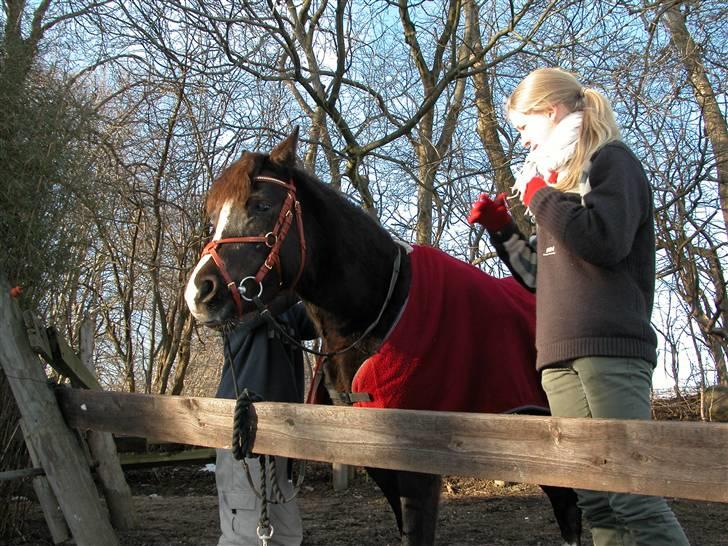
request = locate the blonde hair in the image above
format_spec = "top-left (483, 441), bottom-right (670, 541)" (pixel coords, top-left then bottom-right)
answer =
top-left (506, 67), bottom-right (621, 192)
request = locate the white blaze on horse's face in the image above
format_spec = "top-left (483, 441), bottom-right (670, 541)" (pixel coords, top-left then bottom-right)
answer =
top-left (184, 199), bottom-right (245, 322)
top-left (211, 200), bottom-right (234, 240)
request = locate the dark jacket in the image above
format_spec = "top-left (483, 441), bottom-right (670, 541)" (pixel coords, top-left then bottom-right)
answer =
top-left (216, 298), bottom-right (317, 402)
top-left (490, 142), bottom-right (658, 370)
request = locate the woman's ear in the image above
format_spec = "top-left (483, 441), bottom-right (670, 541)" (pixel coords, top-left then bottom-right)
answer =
top-left (550, 103), bottom-right (570, 124)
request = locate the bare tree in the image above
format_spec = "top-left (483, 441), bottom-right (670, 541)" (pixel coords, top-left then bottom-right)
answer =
top-left (6, 0), bottom-right (725, 395)
top-left (656, 2), bottom-right (728, 233)
top-left (618, 0), bottom-right (728, 386)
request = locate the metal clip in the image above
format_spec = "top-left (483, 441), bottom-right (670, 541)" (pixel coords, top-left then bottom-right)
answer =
top-left (257, 524), bottom-right (274, 545)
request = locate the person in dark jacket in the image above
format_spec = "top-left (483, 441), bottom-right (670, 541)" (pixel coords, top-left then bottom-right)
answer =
top-left (467, 67), bottom-right (689, 546)
top-left (215, 294), bottom-right (316, 546)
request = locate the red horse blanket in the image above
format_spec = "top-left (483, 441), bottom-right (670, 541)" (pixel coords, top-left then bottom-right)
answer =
top-left (351, 244), bottom-right (548, 413)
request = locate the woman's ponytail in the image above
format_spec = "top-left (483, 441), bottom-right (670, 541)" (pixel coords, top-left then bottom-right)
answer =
top-left (556, 87), bottom-right (620, 192)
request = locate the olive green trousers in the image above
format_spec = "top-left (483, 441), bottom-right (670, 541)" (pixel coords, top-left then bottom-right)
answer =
top-left (541, 356), bottom-right (690, 546)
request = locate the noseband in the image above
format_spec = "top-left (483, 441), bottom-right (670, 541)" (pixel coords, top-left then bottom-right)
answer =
top-left (201, 175), bottom-right (306, 317)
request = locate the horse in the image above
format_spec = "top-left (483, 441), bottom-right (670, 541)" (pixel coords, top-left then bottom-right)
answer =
top-left (184, 129), bottom-right (582, 546)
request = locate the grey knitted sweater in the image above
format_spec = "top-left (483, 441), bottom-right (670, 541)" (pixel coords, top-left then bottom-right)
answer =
top-left (491, 141), bottom-right (658, 370)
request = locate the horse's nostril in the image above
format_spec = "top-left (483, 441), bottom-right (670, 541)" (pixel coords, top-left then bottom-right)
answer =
top-left (198, 275), bottom-right (218, 303)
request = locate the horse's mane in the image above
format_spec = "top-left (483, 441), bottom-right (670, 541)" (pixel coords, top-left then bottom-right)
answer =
top-left (288, 163), bottom-right (394, 254)
top-left (206, 153), bottom-right (260, 216)
top-left (282, 160), bottom-right (407, 344)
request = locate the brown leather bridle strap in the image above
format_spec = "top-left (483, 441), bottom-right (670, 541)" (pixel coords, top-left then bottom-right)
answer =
top-left (252, 190), bottom-right (295, 283)
top-left (202, 239), bottom-right (247, 316)
top-left (201, 175), bottom-right (306, 317)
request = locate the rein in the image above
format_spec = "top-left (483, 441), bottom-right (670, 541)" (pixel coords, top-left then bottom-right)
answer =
top-left (252, 244), bottom-right (403, 360)
top-left (251, 247), bottom-right (402, 407)
top-left (201, 175), bottom-right (306, 317)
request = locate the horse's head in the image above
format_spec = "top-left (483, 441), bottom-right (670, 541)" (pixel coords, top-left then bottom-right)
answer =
top-left (185, 129), bottom-right (306, 327)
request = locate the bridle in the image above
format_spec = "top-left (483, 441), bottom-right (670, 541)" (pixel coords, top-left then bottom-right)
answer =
top-left (200, 171), bottom-right (403, 365)
top-left (201, 175), bottom-right (306, 317)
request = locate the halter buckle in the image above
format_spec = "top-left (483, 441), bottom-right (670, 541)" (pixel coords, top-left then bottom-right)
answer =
top-left (264, 232), bottom-right (277, 248)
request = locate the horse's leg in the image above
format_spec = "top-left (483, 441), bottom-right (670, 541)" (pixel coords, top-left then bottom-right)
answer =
top-left (397, 471), bottom-right (441, 546)
top-left (365, 467), bottom-right (404, 532)
top-left (540, 484), bottom-right (582, 546)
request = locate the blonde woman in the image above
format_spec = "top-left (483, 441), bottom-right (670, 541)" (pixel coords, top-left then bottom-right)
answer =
top-left (468, 67), bottom-right (689, 546)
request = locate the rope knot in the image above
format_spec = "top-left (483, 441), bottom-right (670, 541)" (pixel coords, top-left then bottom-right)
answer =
top-left (232, 388), bottom-right (264, 460)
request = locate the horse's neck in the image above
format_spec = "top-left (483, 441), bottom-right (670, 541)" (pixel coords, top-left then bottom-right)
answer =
top-left (293, 187), bottom-right (410, 383)
top-left (308, 241), bottom-right (410, 394)
top-left (302, 238), bottom-right (410, 341)
top-left (295, 180), bottom-right (408, 332)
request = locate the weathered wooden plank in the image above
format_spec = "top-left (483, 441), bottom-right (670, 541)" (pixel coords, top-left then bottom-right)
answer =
top-left (46, 326), bottom-right (101, 390)
top-left (77, 316), bottom-right (135, 531)
top-left (57, 388), bottom-right (233, 446)
top-left (86, 431), bottom-right (135, 530)
top-left (56, 388), bottom-right (728, 503)
top-left (22, 311), bottom-right (52, 362)
top-left (21, 310), bottom-right (134, 531)
top-left (79, 315), bottom-right (95, 375)
top-left (0, 467), bottom-right (45, 481)
top-left (21, 419), bottom-right (70, 544)
top-left (0, 275), bottom-right (119, 546)
top-left (119, 448), bottom-right (216, 468)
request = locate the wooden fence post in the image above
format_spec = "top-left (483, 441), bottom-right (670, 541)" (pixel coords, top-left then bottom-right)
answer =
top-left (0, 274), bottom-right (119, 546)
top-left (332, 463), bottom-right (354, 492)
top-left (25, 313), bottom-right (134, 530)
top-left (20, 419), bottom-right (70, 544)
top-left (79, 315), bottom-right (135, 531)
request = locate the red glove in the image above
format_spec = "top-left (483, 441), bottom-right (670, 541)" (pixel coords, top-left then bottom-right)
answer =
top-left (467, 192), bottom-right (511, 232)
top-left (522, 175), bottom-right (549, 207)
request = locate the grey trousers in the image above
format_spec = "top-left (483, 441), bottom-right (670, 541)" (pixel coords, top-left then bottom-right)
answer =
top-left (216, 449), bottom-right (302, 546)
top-left (541, 356), bottom-right (690, 546)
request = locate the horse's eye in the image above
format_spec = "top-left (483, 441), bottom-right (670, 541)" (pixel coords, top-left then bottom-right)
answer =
top-left (254, 201), bottom-right (272, 212)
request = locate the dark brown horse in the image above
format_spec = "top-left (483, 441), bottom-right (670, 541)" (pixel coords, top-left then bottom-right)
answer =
top-left (184, 129), bottom-right (582, 546)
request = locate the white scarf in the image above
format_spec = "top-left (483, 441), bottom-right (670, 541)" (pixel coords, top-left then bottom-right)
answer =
top-left (511, 112), bottom-right (583, 201)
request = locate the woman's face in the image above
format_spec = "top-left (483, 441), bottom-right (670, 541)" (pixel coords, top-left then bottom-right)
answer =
top-left (509, 110), bottom-right (557, 152)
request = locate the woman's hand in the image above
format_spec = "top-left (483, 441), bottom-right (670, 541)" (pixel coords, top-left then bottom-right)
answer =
top-left (522, 175), bottom-right (548, 207)
top-left (467, 192), bottom-right (511, 232)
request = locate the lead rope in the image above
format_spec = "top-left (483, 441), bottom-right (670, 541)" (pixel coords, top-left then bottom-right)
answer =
top-left (225, 334), bottom-right (306, 546)
top-left (225, 337), bottom-right (272, 545)
top-left (257, 456), bottom-right (274, 545)
top-left (254, 452), bottom-right (303, 544)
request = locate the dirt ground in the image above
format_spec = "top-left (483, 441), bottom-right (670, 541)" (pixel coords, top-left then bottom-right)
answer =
top-left (7, 460), bottom-right (728, 546)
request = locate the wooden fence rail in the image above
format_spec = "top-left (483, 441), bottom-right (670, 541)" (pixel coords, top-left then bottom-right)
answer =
top-left (56, 388), bottom-right (728, 504)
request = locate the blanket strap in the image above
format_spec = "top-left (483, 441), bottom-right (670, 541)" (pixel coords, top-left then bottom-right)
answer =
top-left (327, 387), bottom-right (372, 406)
top-left (341, 391), bottom-right (372, 404)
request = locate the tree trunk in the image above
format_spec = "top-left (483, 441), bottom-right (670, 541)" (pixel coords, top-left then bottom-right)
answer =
top-left (466, 0), bottom-right (531, 236)
top-left (664, 6), bottom-right (728, 234)
top-left (170, 313), bottom-right (195, 395)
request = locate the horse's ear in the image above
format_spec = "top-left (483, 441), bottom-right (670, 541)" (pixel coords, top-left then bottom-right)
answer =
top-left (269, 127), bottom-right (299, 167)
